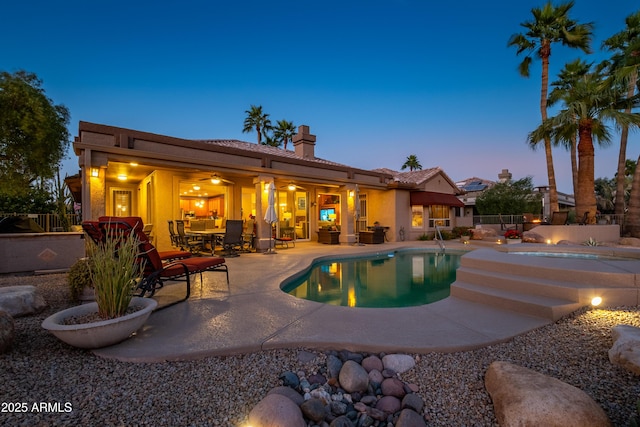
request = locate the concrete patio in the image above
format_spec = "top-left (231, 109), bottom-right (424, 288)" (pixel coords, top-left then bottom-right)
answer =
top-left (93, 241), bottom-right (562, 362)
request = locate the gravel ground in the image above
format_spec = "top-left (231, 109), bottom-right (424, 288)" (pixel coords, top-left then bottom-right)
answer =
top-left (1, 273), bottom-right (639, 426)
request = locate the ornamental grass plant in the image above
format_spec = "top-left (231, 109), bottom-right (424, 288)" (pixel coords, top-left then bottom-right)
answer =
top-left (89, 228), bottom-right (144, 319)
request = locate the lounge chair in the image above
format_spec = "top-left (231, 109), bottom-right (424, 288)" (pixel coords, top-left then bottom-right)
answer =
top-left (577, 211), bottom-right (590, 225)
top-left (545, 211), bottom-right (569, 225)
top-left (83, 219), bottom-right (192, 262)
top-left (95, 217), bottom-right (229, 309)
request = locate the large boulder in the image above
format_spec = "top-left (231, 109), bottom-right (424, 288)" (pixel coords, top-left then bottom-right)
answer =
top-left (522, 231), bottom-right (545, 243)
top-left (0, 285), bottom-right (47, 317)
top-left (248, 393), bottom-right (305, 427)
top-left (0, 310), bottom-right (15, 354)
top-left (619, 237), bottom-right (640, 247)
top-left (471, 227), bottom-right (497, 240)
top-left (609, 325), bottom-right (640, 375)
top-left (339, 360), bottom-right (369, 393)
top-left (485, 361), bottom-right (611, 427)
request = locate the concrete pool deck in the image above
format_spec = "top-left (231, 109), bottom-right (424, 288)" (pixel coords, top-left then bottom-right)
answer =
top-left (93, 240), bottom-right (568, 362)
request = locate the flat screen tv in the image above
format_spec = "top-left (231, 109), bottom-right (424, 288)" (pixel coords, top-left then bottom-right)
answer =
top-left (320, 208), bottom-right (335, 221)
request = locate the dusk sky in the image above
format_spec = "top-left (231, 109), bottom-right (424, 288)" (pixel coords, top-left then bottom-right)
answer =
top-left (2, 0), bottom-right (637, 194)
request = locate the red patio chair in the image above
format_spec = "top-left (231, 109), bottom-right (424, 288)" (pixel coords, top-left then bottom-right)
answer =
top-left (95, 217), bottom-right (229, 309)
top-left (83, 218), bottom-right (192, 262)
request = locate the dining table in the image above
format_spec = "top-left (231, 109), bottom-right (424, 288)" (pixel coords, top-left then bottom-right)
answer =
top-left (187, 229), bottom-right (226, 254)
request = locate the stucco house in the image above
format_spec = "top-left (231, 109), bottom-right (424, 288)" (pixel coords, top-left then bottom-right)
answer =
top-left (71, 122), bottom-right (467, 251)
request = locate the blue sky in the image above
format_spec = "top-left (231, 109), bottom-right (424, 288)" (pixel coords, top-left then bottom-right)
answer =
top-left (2, 0), bottom-right (637, 194)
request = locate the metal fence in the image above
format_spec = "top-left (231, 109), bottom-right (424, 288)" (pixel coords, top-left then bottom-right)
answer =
top-left (473, 213), bottom-right (626, 227)
top-left (0, 212), bottom-right (81, 232)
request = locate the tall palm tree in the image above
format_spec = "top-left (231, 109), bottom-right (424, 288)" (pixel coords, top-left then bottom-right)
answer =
top-left (602, 11), bottom-right (640, 216)
top-left (242, 105), bottom-right (272, 144)
top-left (273, 119), bottom-right (296, 150)
top-left (548, 59), bottom-right (592, 196)
top-left (401, 155), bottom-right (422, 171)
top-left (262, 134), bottom-right (281, 147)
top-left (508, 1), bottom-right (593, 215)
top-left (532, 67), bottom-right (640, 224)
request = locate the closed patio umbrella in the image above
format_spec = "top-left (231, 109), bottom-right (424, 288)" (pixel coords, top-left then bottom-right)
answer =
top-left (264, 181), bottom-right (278, 254)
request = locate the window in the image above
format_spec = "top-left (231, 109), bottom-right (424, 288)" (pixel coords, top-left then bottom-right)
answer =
top-left (411, 206), bottom-right (423, 228)
top-left (428, 205), bottom-right (450, 227)
top-left (113, 190), bottom-right (132, 216)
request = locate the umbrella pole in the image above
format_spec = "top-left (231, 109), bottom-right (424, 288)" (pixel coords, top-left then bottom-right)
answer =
top-left (264, 221), bottom-right (277, 255)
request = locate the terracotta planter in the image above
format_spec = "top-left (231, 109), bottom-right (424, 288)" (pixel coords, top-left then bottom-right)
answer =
top-left (42, 297), bottom-right (157, 349)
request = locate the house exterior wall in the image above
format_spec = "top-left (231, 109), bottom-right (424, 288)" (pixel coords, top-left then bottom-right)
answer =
top-left (73, 122), bottom-right (463, 250)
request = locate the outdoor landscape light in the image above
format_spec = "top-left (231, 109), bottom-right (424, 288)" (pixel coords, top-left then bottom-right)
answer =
top-left (546, 239), bottom-right (552, 245)
top-left (591, 296), bottom-right (602, 306)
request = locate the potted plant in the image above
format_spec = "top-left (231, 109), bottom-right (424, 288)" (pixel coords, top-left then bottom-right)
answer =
top-left (504, 229), bottom-right (522, 244)
top-left (42, 228), bottom-right (157, 349)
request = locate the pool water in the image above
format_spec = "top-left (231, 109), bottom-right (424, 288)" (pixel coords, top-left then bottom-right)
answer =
top-left (282, 250), bottom-right (463, 308)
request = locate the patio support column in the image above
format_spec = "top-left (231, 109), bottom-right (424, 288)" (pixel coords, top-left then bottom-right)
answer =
top-left (341, 185), bottom-right (357, 244)
top-left (254, 176), bottom-right (274, 252)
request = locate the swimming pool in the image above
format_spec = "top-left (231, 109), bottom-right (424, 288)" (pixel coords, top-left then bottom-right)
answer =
top-left (282, 249), bottom-right (464, 308)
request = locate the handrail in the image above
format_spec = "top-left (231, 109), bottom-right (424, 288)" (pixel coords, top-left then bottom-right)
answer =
top-left (434, 225), bottom-right (445, 252)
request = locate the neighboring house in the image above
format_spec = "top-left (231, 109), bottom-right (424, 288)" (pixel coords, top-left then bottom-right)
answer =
top-left (455, 169), bottom-right (575, 222)
top-left (70, 122), bottom-right (465, 250)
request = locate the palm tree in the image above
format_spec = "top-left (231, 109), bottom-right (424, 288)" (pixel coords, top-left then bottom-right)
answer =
top-left (602, 11), bottom-right (640, 216)
top-left (508, 1), bottom-right (593, 214)
top-left (242, 105), bottom-right (272, 144)
top-left (273, 119), bottom-right (296, 150)
top-left (531, 67), bottom-right (640, 224)
top-left (548, 59), bottom-right (592, 196)
top-left (262, 134), bottom-right (281, 148)
top-left (401, 155), bottom-right (422, 171)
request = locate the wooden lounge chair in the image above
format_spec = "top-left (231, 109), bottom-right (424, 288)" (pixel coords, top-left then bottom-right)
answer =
top-left (95, 217), bottom-right (229, 309)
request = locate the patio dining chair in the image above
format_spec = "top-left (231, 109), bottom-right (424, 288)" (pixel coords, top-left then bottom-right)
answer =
top-left (167, 220), bottom-right (181, 248)
top-left (221, 219), bottom-right (245, 257)
top-left (96, 216), bottom-right (229, 309)
top-left (175, 220), bottom-right (205, 253)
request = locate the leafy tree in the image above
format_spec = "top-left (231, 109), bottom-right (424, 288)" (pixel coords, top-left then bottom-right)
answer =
top-left (242, 105), bottom-right (272, 144)
top-left (0, 70), bottom-right (70, 198)
top-left (401, 154), bottom-right (422, 171)
top-left (594, 177), bottom-right (615, 214)
top-left (508, 1), bottom-right (593, 215)
top-left (602, 11), bottom-right (640, 216)
top-left (532, 66), bottom-right (640, 224)
top-left (475, 177), bottom-right (542, 215)
top-left (273, 119), bottom-right (296, 150)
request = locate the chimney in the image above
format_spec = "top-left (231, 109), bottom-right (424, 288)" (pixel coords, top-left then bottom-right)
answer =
top-left (498, 169), bottom-right (512, 182)
top-left (293, 125), bottom-right (316, 159)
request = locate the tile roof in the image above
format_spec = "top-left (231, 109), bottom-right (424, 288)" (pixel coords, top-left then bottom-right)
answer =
top-left (196, 139), bottom-right (352, 168)
top-left (373, 167), bottom-right (443, 185)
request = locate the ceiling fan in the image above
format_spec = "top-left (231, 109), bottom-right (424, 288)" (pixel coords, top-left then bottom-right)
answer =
top-left (200, 173), bottom-right (235, 185)
top-left (280, 182), bottom-right (306, 191)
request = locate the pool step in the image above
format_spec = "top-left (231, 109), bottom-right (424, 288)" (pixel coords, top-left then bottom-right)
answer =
top-left (451, 281), bottom-right (583, 321)
top-left (455, 267), bottom-right (585, 302)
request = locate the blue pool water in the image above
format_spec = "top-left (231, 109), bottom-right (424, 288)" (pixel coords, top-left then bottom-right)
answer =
top-left (282, 250), bottom-right (463, 308)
